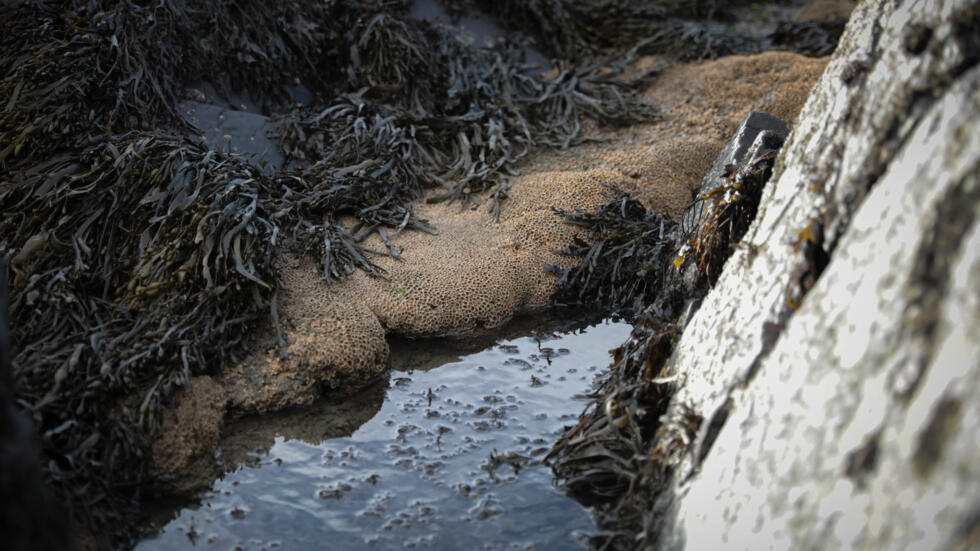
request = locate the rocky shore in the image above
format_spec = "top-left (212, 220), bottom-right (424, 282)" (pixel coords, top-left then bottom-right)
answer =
top-left (149, 48), bottom-right (828, 504)
top-left (4, 0), bottom-right (977, 549)
top-left (548, 0), bottom-right (980, 549)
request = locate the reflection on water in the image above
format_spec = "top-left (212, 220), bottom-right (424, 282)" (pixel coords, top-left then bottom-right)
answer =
top-left (137, 316), bottom-right (631, 550)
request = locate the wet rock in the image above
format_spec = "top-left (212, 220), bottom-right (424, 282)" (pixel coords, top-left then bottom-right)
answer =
top-left (150, 376), bottom-right (229, 495)
top-left (649, 0), bottom-right (980, 548)
top-left (178, 100), bottom-right (285, 174)
top-left (681, 111), bottom-right (789, 234)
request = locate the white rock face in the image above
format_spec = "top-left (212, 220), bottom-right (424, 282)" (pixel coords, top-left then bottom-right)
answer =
top-left (658, 0), bottom-right (979, 549)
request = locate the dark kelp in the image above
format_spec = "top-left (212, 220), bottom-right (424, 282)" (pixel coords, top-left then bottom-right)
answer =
top-left (0, 0), bottom-right (656, 547)
top-left (546, 128), bottom-right (785, 550)
top-left (548, 188), bottom-right (678, 315)
top-left (276, 27), bottom-right (659, 214)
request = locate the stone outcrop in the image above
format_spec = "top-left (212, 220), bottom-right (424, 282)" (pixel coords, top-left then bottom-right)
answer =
top-left (641, 0), bottom-right (979, 548)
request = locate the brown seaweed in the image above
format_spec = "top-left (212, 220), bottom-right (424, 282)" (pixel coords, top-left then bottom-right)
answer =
top-left (453, 0), bottom-right (842, 62)
top-left (546, 131), bottom-right (784, 550)
top-left (769, 20), bottom-right (846, 57)
top-left (467, 0), bottom-right (764, 59)
top-left (547, 187), bottom-right (678, 314)
top-left (276, 21), bottom-right (658, 214)
top-left (0, 1), bottom-right (657, 546)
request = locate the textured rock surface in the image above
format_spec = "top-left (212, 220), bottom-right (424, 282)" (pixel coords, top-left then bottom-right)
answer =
top-left (149, 376), bottom-right (229, 495)
top-left (699, 111), bottom-right (789, 192)
top-left (653, 0), bottom-right (979, 548)
top-left (348, 168), bottom-right (636, 336)
top-left (218, 260), bottom-right (389, 413)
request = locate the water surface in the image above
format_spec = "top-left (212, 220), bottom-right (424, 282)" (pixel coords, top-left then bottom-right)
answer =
top-left (138, 317), bottom-right (630, 550)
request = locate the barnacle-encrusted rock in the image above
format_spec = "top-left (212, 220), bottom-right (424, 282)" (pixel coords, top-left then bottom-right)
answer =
top-left (349, 168), bottom-right (640, 336)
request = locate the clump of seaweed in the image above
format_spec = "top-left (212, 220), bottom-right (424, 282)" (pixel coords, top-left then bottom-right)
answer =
top-left (628, 20), bottom-right (763, 61)
top-left (548, 188), bottom-right (678, 314)
top-left (675, 133), bottom-right (783, 287)
top-left (467, 0), bottom-right (766, 60)
top-left (0, 0), bottom-right (659, 546)
top-left (277, 23), bottom-right (658, 213)
top-left (0, 0), bottom-right (339, 160)
top-left (450, 0), bottom-right (844, 64)
top-left (547, 133), bottom-right (784, 549)
top-left (769, 20), bottom-right (847, 57)
top-left (1, 133), bottom-right (285, 542)
top-left (0, 256), bottom-right (76, 551)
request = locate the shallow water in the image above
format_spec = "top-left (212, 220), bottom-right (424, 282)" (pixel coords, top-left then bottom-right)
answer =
top-left (137, 317), bottom-right (630, 550)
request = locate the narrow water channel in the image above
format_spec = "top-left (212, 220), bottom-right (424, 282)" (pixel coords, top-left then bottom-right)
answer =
top-left (137, 315), bottom-right (631, 550)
